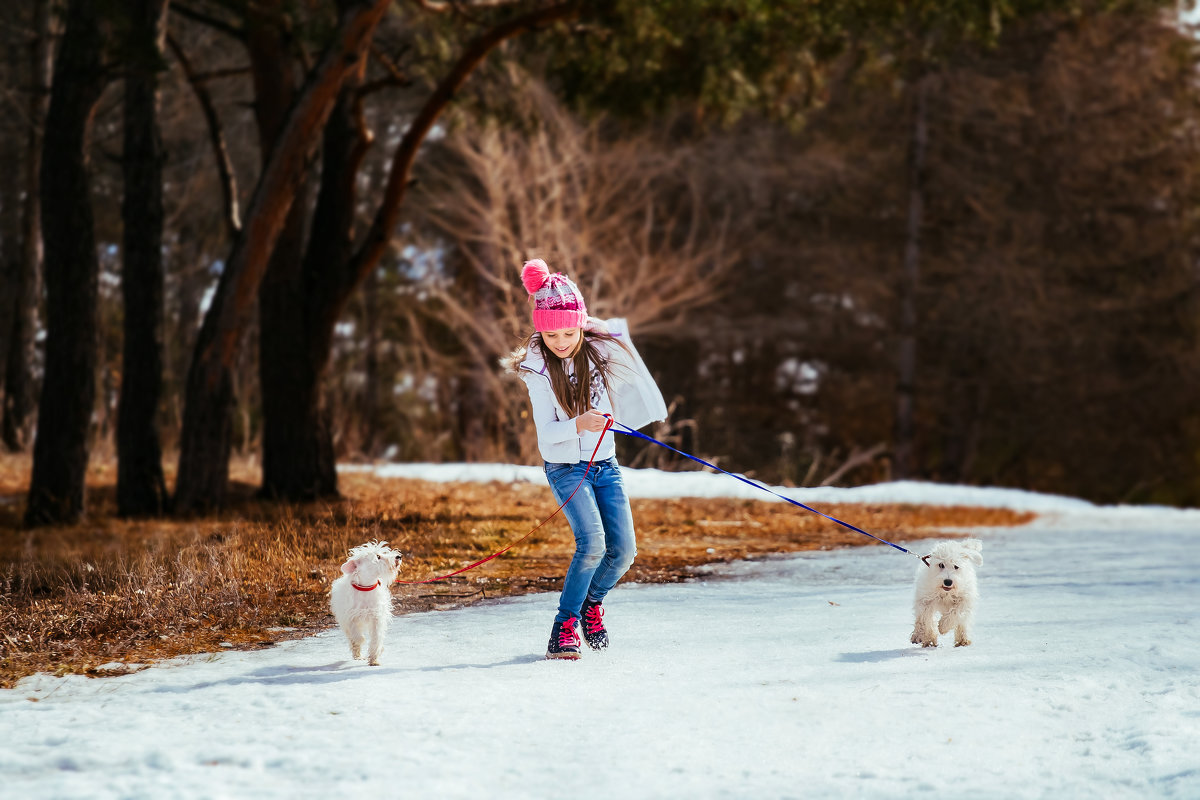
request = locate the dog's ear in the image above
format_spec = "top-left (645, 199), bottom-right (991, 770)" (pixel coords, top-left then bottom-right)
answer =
top-left (340, 558), bottom-right (358, 575)
top-left (961, 539), bottom-right (983, 566)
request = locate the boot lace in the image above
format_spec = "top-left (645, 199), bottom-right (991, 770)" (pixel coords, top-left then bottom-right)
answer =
top-left (558, 617), bottom-right (581, 647)
top-left (583, 603), bottom-right (605, 634)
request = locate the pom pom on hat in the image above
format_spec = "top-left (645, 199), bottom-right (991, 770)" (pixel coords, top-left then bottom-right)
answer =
top-left (521, 259), bottom-right (550, 295)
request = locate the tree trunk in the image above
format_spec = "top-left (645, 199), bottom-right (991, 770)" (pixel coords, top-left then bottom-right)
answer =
top-left (253, 0), bottom-right (339, 501)
top-left (24, 0), bottom-right (109, 526)
top-left (0, 46), bottom-right (20, 419)
top-left (173, 0), bottom-right (392, 514)
top-left (117, 0), bottom-right (170, 516)
top-left (262, 65), bottom-right (369, 496)
top-left (2, 0), bottom-right (52, 453)
top-left (893, 75), bottom-right (931, 481)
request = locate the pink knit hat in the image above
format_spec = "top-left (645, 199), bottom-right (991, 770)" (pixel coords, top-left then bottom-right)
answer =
top-left (521, 259), bottom-right (588, 332)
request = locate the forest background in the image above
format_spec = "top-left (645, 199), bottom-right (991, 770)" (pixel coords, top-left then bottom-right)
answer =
top-left (2, 0), bottom-right (1199, 529)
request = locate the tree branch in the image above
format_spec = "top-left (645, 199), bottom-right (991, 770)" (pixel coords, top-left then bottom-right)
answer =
top-left (820, 442), bottom-right (888, 487)
top-left (359, 43), bottom-right (413, 95)
top-left (341, 0), bottom-right (582, 311)
top-left (167, 32), bottom-right (241, 235)
top-left (169, 2), bottom-right (245, 41)
top-left (191, 65), bottom-right (252, 82)
top-left (411, 0), bottom-right (528, 13)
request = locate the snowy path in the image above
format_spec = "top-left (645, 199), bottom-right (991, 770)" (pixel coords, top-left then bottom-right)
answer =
top-left (2, 496), bottom-right (1198, 799)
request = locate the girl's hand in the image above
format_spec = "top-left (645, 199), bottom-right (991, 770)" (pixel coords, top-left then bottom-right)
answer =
top-left (575, 409), bottom-right (609, 433)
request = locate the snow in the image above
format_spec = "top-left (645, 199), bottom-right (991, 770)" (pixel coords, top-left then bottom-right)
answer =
top-left (3, 467), bottom-right (1198, 799)
top-left (364, 461), bottom-right (1126, 513)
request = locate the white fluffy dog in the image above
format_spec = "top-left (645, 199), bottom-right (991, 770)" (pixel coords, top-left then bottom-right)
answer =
top-left (330, 540), bottom-right (403, 665)
top-left (910, 538), bottom-right (983, 648)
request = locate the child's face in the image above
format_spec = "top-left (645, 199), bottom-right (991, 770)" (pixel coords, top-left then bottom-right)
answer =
top-left (542, 327), bottom-right (582, 360)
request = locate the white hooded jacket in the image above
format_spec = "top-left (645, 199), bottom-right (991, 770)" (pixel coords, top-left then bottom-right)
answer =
top-left (515, 318), bottom-right (668, 464)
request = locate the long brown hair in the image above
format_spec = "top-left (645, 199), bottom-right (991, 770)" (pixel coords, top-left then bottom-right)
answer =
top-left (533, 330), bottom-right (631, 417)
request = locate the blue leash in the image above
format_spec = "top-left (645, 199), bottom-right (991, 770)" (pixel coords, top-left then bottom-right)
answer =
top-left (608, 417), bottom-right (930, 564)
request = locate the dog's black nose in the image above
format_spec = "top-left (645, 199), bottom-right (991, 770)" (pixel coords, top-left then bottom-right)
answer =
top-left (943, 579), bottom-right (954, 587)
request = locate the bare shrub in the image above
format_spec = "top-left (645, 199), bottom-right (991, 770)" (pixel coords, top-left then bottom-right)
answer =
top-left (403, 69), bottom-right (752, 464)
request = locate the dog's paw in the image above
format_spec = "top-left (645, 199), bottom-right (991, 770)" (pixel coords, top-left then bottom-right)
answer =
top-left (955, 638), bottom-right (972, 647)
top-left (911, 624), bottom-right (935, 647)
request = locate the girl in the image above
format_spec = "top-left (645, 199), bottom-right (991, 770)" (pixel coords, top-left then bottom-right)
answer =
top-left (505, 259), bottom-right (668, 659)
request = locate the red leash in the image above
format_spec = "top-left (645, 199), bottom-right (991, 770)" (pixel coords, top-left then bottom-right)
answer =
top-left (395, 416), bottom-right (614, 585)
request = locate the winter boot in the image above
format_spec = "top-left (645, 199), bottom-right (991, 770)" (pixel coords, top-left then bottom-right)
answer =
top-left (580, 598), bottom-right (609, 651)
top-left (546, 616), bottom-right (582, 660)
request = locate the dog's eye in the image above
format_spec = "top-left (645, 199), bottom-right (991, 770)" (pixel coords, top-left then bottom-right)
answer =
top-left (938, 563), bottom-right (945, 569)
top-left (954, 565), bottom-right (959, 570)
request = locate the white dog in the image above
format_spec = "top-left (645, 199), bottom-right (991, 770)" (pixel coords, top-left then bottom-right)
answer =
top-left (330, 540), bottom-right (403, 665)
top-left (910, 538), bottom-right (983, 648)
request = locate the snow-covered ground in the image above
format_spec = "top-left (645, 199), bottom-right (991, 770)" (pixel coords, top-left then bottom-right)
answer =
top-left (2, 467), bottom-right (1198, 799)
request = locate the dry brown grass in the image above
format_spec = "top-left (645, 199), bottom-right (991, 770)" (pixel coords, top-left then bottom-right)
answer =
top-left (0, 453), bottom-right (1033, 688)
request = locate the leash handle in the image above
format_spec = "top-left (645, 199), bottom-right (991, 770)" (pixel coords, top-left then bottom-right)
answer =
top-left (396, 415), bottom-right (614, 584)
top-left (608, 418), bottom-right (926, 561)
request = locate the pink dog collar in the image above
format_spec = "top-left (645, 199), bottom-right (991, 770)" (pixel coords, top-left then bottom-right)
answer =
top-left (350, 581), bottom-right (380, 592)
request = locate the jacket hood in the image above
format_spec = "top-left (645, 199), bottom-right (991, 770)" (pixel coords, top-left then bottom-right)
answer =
top-left (500, 338), bottom-right (545, 376)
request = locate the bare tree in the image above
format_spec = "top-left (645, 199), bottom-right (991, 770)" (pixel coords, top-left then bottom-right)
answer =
top-left (1, 0), bottom-right (53, 452)
top-left (253, 1), bottom-right (584, 499)
top-left (255, 0), bottom-right (354, 501)
top-left (25, 0), bottom-right (113, 525)
top-left (0, 34), bottom-right (21, 418)
top-left (117, 0), bottom-right (172, 516)
top-left (174, 0), bottom-right (394, 513)
top-left (406, 71), bottom-right (745, 462)
top-left (170, 0), bottom-right (585, 510)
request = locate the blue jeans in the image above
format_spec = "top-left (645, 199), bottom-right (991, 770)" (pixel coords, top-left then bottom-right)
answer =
top-left (544, 457), bottom-right (637, 625)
